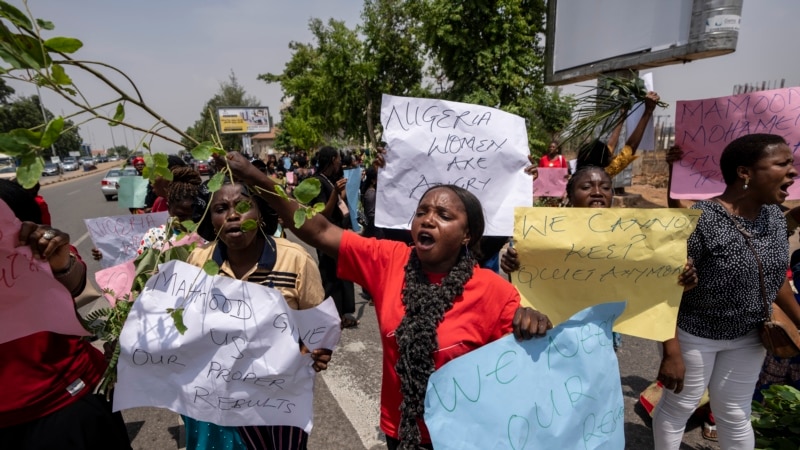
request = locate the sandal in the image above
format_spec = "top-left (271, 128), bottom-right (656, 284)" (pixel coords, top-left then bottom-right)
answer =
top-left (702, 422), bottom-right (718, 442)
top-left (340, 314), bottom-right (359, 329)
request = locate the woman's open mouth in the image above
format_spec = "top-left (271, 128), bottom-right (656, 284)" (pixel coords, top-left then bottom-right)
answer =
top-left (416, 232), bottom-right (435, 251)
top-left (225, 226), bottom-right (244, 237)
top-left (780, 181), bottom-right (793, 196)
top-left (588, 200), bottom-right (607, 207)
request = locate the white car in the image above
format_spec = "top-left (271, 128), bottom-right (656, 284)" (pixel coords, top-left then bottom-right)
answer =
top-left (100, 168), bottom-right (139, 200)
top-left (0, 166), bottom-right (16, 180)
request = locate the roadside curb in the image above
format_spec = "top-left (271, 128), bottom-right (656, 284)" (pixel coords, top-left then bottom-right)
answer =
top-left (40, 162), bottom-right (124, 187)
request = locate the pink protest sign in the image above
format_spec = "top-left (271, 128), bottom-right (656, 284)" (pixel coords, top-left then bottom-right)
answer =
top-left (533, 168), bottom-right (568, 198)
top-left (0, 200), bottom-right (89, 344)
top-left (671, 87), bottom-right (800, 199)
top-left (95, 259), bottom-right (136, 306)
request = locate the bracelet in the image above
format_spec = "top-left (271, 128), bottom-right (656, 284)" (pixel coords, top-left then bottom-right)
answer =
top-left (53, 254), bottom-right (76, 277)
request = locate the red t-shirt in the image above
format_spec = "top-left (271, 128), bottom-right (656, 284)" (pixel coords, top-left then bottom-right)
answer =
top-left (151, 196), bottom-right (168, 213)
top-left (0, 250), bottom-right (105, 427)
top-left (35, 195), bottom-right (51, 226)
top-left (538, 154), bottom-right (567, 168)
top-left (337, 231), bottom-right (520, 443)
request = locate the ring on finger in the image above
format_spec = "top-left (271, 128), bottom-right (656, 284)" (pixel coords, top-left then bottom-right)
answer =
top-left (42, 230), bottom-right (56, 240)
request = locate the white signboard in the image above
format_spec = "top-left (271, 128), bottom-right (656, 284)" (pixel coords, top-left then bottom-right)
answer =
top-left (114, 260), bottom-right (341, 431)
top-left (84, 212), bottom-right (169, 268)
top-left (377, 94), bottom-right (530, 236)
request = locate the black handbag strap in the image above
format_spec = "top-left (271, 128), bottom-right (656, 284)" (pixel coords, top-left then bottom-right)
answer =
top-left (711, 199), bottom-right (771, 321)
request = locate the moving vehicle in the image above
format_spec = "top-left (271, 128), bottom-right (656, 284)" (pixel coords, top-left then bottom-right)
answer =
top-left (61, 157), bottom-right (79, 171)
top-left (42, 163), bottom-right (61, 176)
top-left (0, 153), bottom-right (16, 180)
top-left (100, 167), bottom-right (139, 201)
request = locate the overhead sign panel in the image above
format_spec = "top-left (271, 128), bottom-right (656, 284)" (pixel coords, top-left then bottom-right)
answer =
top-left (217, 107), bottom-right (272, 134)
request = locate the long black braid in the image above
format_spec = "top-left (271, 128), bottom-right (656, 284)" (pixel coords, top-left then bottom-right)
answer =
top-left (395, 249), bottom-right (476, 449)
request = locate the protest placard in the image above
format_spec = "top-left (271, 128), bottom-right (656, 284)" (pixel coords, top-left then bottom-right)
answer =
top-left (671, 87), bottom-right (800, 199)
top-left (533, 167), bottom-right (568, 198)
top-left (94, 259), bottom-right (136, 306)
top-left (512, 207), bottom-right (700, 342)
top-left (377, 94), bottom-right (531, 236)
top-left (344, 167), bottom-right (363, 232)
top-left (0, 200), bottom-right (89, 344)
top-left (425, 302), bottom-right (626, 450)
top-left (114, 260), bottom-right (341, 431)
top-left (84, 212), bottom-right (169, 268)
top-left (118, 176), bottom-right (150, 209)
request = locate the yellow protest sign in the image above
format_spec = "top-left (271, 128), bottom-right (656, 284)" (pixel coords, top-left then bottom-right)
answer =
top-left (512, 207), bottom-right (701, 342)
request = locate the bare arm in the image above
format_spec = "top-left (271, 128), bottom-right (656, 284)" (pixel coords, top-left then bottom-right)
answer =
top-left (217, 152), bottom-right (344, 258)
top-left (606, 115), bottom-right (625, 153)
top-left (624, 91), bottom-right (659, 154)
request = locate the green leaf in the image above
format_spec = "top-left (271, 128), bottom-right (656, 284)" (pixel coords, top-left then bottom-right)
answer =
top-left (109, 102), bottom-right (124, 125)
top-left (166, 308), bottom-right (188, 335)
top-left (0, 132), bottom-right (34, 156)
top-left (274, 184), bottom-right (289, 200)
top-left (191, 141), bottom-right (214, 161)
top-left (141, 141), bottom-right (150, 150)
top-left (10, 34), bottom-right (51, 69)
top-left (141, 166), bottom-right (151, 179)
top-left (40, 117), bottom-right (64, 148)
top-left (180, 220), bottom-right (197, 232)
top-left (143, 153), bottom-right (154, 168)
top-left (312, 202), bottom-right (325, 213)
top-left (36, 18), bottom-right (55, 30)
top-left (153, 153), bottom-right (168, 168)
top-left (50, 63), bottom-right (72, 85)
top-left (0, 2), bottom-right (33, 30)
top-left (293, 209), bottom-right (306, 229)
top-left (202, 260), bottom-right (220, 276)
top-left (235, 200), bottom-right (251, 214)
top-left (16, 153), bottom-right (43, 188)
top-left (154, 165), bottom-right (173, 181)
top-left (240, 219), bottom-right (258, 232)
top-left (43, 36), bottom-right (83, 53)
top-left (207, 172), bottom-right (225, 193)
top-left (293, 177), bottom-right (321, 205)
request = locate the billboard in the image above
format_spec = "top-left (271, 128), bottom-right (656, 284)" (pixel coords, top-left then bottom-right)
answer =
top-left (545, 0), bottom-right (742, 85)
top-left (216, 107), bottom-right (272, 134)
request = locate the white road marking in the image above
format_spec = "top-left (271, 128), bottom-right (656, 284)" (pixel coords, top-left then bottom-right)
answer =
top-left (321, 343), bottom-right (384, 449)
top-left (73, 231), bottom-right (91, 247)
top-left (67, 189), bottom-right (81, 196)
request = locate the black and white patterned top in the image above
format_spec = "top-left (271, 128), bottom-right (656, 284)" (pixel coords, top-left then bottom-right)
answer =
top-left (677, 201), bottom-right (788, 340)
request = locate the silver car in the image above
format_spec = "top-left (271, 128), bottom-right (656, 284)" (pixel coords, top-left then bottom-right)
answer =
top-left (61, 157), bottom-right (79, 171)
top-left (100, 168), bottom-right (139, 201)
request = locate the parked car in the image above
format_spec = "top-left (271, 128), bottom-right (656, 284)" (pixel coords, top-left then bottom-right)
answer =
top-left (42, 162), bottom-right (61, 176)
top-left (61, 157), bottom-right (79, 171)
top-left (96, 155), bottom-right (109, 163)
top-left (100, 167), bottom-right (139, 201)
top-left (80, 156), bottom-right (97, 171)
top-left (0, 165), bottom-right (16, 180)
top-left (109, 155), bottom-right (120, 162)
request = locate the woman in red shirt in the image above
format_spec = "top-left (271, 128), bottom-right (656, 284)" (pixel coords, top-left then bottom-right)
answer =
top-left (218, 152), bottom-right (552, 449)
top-left (0, 180), bottom-right (131, 449)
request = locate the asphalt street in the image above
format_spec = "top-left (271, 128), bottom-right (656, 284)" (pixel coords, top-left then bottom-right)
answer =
top-left (41, 168), bottom-right (718, 450)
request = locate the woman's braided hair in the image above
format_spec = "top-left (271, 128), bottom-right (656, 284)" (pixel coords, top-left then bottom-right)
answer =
top-left (395, 184), bottom-right (482, 449)
top-left (166, 166), bottom-right (202, 207)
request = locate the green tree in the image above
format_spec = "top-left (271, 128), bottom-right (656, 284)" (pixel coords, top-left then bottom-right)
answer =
top-left (107, 145), bottom-right (131, 158)
top-left (260, 18), bottom-right (373, 149)
top-left (182, 71), bottom-right (260, 152)
top-left (0, 94), bottom-right (81, 158)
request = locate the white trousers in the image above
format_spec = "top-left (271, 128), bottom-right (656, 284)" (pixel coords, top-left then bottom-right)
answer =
top-left (652, 328), bottom-right (765, 450)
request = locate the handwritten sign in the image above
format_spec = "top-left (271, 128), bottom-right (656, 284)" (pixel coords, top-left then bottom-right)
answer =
top-left (671, 87), bottom-right (800, 199)
top-left (0, 200), bottom-right (89, 344)
top-left (533, 168), bottom-right (568, 198)
top-left (343, 167), bottom-right (363, 232)
top-left (377, 94), bottom-right (531, 236)
top-left (113, 260), bottom-right (341, 431)
top-left (512, 207), bottom-right (700, 342)
top-left (94, 259), bottom-right (136, 306)
top-left (84, 212), bottom-right (169, 268)
top-left (425, 302), bottom-right (626, 450)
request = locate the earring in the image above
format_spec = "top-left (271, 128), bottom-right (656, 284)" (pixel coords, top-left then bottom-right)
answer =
top-left (743, 177), bottom-right (749, 190)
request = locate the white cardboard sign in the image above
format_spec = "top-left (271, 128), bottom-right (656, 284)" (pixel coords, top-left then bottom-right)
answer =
top-left (377, 94), bottom-right (531, 236)
top-left (114, 260), bottom-right (341, 432)
top-left (84, 212), bottom-right (169, 268)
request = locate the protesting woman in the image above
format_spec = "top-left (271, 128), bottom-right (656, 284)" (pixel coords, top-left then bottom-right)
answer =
top-left (653, 134), bottom-right (800, 449)
top-left (182, 176), bottom-right (330, 450)
top-left (0, 180), bottom-right (131, 449)
top-left (217, 151), bottom-right (552, 449)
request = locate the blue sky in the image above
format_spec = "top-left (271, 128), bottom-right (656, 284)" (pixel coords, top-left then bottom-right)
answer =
top-left (6, 1), bottom-right (796, 152)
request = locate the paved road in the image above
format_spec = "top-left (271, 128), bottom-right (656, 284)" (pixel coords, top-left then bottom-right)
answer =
top-left (42, 171), bottom-right (719, 450)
